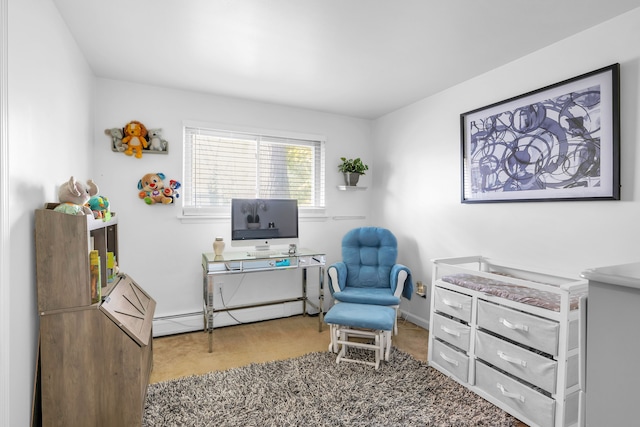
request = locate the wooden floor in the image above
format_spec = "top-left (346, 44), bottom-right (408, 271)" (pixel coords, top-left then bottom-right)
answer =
top-left (150, 314), bottom-right (527, 427)
top-left (150, 314), bottom-right (428, 383)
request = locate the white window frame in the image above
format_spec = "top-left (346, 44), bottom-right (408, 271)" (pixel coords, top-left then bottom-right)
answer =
top-left (182, 120), bottom-right (326, 218)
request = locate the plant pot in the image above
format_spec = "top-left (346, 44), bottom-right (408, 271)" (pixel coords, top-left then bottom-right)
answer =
top-left (343, 172), bottom-right (361, 186)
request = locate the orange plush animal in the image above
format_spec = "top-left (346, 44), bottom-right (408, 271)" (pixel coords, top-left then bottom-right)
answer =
top-left (122, 120), bottom-right (148, 158)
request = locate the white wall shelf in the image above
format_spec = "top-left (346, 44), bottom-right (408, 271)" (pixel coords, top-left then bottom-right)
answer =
top-left (337, 185), bottom-right (367, 191)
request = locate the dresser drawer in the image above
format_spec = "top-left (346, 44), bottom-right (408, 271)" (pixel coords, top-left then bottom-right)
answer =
top-left (434, 286), bottom-right (472, 323)
top-left (432, 339), bottom-right (469, 383)
top-left (433, 313), bottom-right (471, 352)
top-left (475, 330), bottom-right (557, 394)
top-left (475, 361), bottom-right (555, 427)
top-left (477, 300), bottom-right (559, 356)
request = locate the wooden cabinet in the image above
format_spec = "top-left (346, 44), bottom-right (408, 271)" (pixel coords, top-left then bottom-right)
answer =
top-left (35, 206), bottom-right (155, 427)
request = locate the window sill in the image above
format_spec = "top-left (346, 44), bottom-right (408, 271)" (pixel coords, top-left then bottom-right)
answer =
top-left (178, 213), bottom-right (328, 224)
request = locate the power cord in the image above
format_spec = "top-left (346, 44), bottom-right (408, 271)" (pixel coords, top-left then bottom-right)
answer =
top-left (217, 285), bottom-right (245, 325)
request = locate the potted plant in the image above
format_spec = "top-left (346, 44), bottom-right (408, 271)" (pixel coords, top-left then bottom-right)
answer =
top-left (241, 200), bottom-right (268, 229)
top-left (338, 157), bottom-right (369, 186)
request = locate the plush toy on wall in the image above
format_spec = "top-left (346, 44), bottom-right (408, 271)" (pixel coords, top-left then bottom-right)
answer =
top-left (147, 128), bottom-right (168, 152)
top-left (122, 120), bottom-right (148, 158)
top-left (105, 127), bottom-right (126, 152)
top-left (53, 176), bottom-right (99, 216)
top-left (88, 195), bottom-right (111, 220)
top-left (137, 172), bottom-right (180, 205)
top-left (168, 179), bottom-right (181, 200)
top-left (107, 121), bottom-right (169, 155)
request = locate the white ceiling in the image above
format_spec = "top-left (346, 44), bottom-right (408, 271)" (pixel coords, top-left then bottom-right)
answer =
top-left (53, 0), bottom-right (640, 119)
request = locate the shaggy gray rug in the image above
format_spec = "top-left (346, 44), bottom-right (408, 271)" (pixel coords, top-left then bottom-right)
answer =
top-left (143, 348), bottom-right (518, 426)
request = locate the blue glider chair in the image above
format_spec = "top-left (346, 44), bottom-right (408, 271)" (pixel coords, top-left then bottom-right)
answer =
top-left (327, 227), bottom-right (413, 334)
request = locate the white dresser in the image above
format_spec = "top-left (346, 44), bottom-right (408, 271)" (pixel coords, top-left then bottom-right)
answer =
top-left (429, 256), bottom-right (588, 427)
top-left (581, 262), bottom-right (640, 427)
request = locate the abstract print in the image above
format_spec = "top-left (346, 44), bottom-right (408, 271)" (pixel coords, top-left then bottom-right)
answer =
top-left (467, 85), bottom-right (601, 197)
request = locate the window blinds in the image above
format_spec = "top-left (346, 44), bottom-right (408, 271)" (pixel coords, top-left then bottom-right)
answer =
top-left (183, 125), bottom-right (325, 215)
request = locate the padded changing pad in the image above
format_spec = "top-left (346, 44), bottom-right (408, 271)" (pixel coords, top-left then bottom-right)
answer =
top-left (441, 273), bottom-right (584, 312)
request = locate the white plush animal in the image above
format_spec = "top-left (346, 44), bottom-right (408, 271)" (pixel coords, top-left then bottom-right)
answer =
top-left (148, 128), bottom-right (168, 151)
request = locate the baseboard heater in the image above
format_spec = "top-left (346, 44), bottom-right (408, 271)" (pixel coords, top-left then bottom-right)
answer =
top-left (152, 300), bottom-right (312, 337)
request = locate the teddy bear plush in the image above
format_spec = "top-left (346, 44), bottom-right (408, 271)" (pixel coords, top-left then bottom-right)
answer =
top-left (138, 172), bottom-right (175, 204)
top-left (53, 176), bottom-right (99, 215)
top-left (122, 120), bottom-right (148, 158)
top-left (147, 128), bottom-right (168, 151)
top-left (105, 127), bottom-right (126, 152)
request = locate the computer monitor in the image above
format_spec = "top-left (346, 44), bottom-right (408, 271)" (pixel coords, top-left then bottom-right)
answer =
top-left (230, 198), bottom-right (299, 251)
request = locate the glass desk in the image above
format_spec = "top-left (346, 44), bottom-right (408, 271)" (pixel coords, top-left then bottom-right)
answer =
top-left (202, 249), bottom-right (326, 352)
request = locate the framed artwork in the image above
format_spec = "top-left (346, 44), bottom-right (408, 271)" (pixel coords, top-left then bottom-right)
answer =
top-left (460, 63), bottom-right (620, 203)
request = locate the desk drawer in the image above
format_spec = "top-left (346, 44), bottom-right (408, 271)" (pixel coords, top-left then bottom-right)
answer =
top-left (298, 255), bottom-right (325, 267)
top-left (433, 313), bottom-right (471, 352)
top-left (477, 300), bottom-right (559, 356)
top-left (475, 361), bottom-right (555, 427)
top-left (476, 330), bottom-right (557, 394)
top-left (432, 339), bottom-right (469, 383)
top-left (434, 286), bottom-right (472, 323)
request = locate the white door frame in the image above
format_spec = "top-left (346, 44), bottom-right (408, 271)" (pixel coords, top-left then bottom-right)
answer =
top-left (0, 0), bottom-right (10, 423)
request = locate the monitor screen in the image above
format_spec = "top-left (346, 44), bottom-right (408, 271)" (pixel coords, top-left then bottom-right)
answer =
top-left (230, 198), bottom-right (299, 250)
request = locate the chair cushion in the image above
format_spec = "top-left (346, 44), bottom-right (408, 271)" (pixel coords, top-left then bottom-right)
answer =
top-left (324, 302), bottom-right (396, 331)
top-left (332, 287), bottom-right (400, 306)
top-left (342, 227), bottom-right (398, 289)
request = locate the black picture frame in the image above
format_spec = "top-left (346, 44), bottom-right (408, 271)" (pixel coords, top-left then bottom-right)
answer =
top-left (460, 63), bottom-right (620, 203)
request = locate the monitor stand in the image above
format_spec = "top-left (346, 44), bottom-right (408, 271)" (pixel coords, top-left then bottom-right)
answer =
top-left (247, 245), bottom-right (280, 258)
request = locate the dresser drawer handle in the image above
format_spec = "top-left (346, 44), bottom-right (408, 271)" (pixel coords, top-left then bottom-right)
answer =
top-left (439, 352), bottom-right (459, 367)
top-left (440, 325), bottom-right (461, 337)
top-left (442, 298), bottom-right (463, 309)
top-left (496, 383), bottom-right (525, 403)
top-left (498, 350), bottom-right (527, 367)
top-left (499, 317), bottom-right (529, 332)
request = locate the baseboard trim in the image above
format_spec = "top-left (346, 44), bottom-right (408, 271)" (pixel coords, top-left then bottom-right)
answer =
top-left (153, 312), bottom-right (204, 337)
top-left (399, 309), bottom-right (429, 330)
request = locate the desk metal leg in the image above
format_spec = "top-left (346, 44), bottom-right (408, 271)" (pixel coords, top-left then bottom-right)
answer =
top-left (303, 266), bottom-right (324, 332)
top-left (302, 268), bottom-right (308, 316)
top-left (318, 266), bottom-right (324, 332)
top-left (204, 272), bottom-right (214, 353)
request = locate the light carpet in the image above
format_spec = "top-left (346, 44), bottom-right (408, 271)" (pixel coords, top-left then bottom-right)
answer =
top-left (143, 348), bottom-right (518, 426)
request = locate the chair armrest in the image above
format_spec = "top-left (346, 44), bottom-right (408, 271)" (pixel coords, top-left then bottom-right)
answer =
top-left (328, 262), bottom-right (347, 295)
top-left (390, 264), bottom-right (413, 300)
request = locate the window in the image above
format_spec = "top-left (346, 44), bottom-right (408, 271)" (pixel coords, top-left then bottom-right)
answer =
top-left (183, 122), bottom-right (326, 216)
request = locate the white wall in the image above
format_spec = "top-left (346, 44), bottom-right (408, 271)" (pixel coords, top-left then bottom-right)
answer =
top-left (372, 7), bottom-right (640, 327)
top-left (6, 0), bottom-right (95, 425)
top-left (92, 79), bottom-right (373, 333)
top-left (8, 3), bottom-right (640, 424)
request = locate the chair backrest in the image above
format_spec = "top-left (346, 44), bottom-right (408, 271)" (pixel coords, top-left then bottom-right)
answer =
top-left (342, 227), bottom-right (398, 289)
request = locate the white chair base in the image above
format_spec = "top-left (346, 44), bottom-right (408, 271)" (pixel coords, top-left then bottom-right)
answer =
top-left (328, 324), bottom-right (392, 369)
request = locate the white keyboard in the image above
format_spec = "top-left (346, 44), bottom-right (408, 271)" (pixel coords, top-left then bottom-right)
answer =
top-left (246, 250), bottom-right (286, 258)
